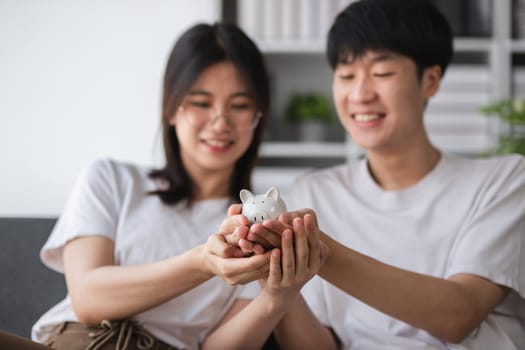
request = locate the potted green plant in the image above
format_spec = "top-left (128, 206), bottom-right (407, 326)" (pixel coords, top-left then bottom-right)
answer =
top-left (285, 93), bottom-right (335, 142)
top-left (479, 99), bottom-right (525, 155)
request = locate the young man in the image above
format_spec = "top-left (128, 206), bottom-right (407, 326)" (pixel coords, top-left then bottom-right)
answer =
top-left (220, 0), bottom-right (525, 348)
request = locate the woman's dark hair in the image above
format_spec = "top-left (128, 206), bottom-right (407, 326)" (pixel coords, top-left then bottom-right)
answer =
top-left (327, 0), bottom-right (453, 77)
top-left (149, 22), bottom-right (270, 206)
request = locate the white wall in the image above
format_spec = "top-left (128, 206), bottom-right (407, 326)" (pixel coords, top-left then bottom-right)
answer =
top-left (0, 0), bottom-right (220, 217)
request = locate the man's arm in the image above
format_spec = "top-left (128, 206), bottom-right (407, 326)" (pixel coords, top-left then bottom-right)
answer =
top-left (320, 232), bottom-right (509, 343)
top-left (263, 209), bottom-right (510, 344)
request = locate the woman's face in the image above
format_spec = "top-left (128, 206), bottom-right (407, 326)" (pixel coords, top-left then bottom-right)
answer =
top-left (170, 61), bottom-right (259, 181)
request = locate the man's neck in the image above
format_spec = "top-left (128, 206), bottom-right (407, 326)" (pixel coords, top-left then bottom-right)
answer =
top-left (366, 144), bottom-right (441, 191)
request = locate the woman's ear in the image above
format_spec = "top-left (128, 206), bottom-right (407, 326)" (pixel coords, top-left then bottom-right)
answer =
top-left (169, 114), bottom-right (177, 126)
top-left (422, 65), bottom-right (442, 99)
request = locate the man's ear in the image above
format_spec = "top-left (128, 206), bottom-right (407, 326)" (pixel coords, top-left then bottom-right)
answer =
top-left (422, 65), bottom-right (442, 99)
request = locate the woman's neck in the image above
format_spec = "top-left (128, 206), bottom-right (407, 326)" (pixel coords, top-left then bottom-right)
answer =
top-left (190, 168), bottom-right (233, 200)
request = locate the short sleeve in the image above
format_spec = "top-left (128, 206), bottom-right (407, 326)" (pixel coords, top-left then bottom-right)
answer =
top-left (40, 158), bottom-right (122, 272)
top-left (447, 158), bottom-right (525, 301)
top-left (281, 179), bottom-right (306, 212)
top-left (302, 276), bottom-right (331, 326)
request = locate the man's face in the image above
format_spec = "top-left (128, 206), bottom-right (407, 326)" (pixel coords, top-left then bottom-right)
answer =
top-left (332, 50), bottom-right (441, 154)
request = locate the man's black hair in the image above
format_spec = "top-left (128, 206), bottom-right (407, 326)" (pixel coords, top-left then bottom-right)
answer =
top-left (327, 0), bottom-right (453, 77)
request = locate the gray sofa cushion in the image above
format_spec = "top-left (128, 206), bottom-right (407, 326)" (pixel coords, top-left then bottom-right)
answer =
top-left (0, 218), bottom-right (66, 338)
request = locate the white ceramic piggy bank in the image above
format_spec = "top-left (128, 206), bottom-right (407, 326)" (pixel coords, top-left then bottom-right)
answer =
top-left (240, 187), bottom-right (287, 224)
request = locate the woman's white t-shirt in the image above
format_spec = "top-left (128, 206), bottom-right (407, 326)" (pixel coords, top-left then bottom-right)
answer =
top-left (287, 153), bottom-right (525, 350)
top-left (31, 158), bottom-right (257, 350)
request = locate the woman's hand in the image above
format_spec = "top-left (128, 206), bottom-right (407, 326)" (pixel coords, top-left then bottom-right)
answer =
top-left (218, 204), bottom-right (266, 255)
top-left (203, 233), bottom-right (271, 285)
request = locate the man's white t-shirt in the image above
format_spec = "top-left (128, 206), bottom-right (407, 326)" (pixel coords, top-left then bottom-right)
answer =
top-left (31, 158), bottom-right (257, 350)
top-left (287, 153), bottom-right (525, 350)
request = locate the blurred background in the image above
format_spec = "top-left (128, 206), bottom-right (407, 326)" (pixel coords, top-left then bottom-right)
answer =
top-left (2, 0), bottom-right (524, 217)
top-left (0, 0), bottom-right (219, 216)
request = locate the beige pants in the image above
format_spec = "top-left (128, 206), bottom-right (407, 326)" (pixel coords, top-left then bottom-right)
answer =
top-left (43, 320), bottom-right (179, 350)
top-left (0, 330), bottom-right (51, 349)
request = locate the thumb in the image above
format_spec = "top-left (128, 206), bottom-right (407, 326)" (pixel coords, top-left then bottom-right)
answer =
top-left (228, 203), bottom-right (243, 216)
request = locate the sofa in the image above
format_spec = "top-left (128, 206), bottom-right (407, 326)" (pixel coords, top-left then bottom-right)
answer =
top-left (0, 218), bottom-right (66, 339)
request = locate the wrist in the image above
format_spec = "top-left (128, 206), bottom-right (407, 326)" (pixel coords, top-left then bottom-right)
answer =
top-left (260, 288), bottom-right (297, 318)
top-left (191, 244), bottom-right (216, 280)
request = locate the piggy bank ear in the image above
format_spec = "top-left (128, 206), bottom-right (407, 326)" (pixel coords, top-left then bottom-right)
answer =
top-left (264, 187), bottom-right (280, 201)
top-left (239, 189), bottom-right (254, 203)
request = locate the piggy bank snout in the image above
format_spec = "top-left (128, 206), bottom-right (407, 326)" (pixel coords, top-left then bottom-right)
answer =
top-left (245, 210), bottom-right (269, 223)
top-left (242, 205), bottom-right (271, 223)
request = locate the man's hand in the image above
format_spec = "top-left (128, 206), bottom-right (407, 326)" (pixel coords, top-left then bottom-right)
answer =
top-left (259, 214), bottom-right (324, 312)
top-left (279, 208), bottom-right (317, 226)
top-left (260, 209), bottom-right (329, 263)
top-left (245, 208), bottom-right (318, 250)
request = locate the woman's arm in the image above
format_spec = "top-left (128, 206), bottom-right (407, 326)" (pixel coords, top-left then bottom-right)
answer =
top-left (63, 235), bottom-right (271, 324)
top-left (273, 295), bottom-right (339, 350)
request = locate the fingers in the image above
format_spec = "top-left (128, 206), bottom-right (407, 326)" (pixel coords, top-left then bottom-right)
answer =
top-left (292, 217), bottom-right (309, 276)
top-left (279, 212), bottom-right (294, 226)
top-left (279, 208), bottom-right (316, 226)
top-left (223, 226), bottom-right (250, 248)
top-left (248, 223), bottom-right (282, 249)
top-left (238, 238), bottom-right (265, 255)
top-left (252, 242), bottom-right (266, 255)
top-left (227, 204), bottom-right (249, 227)
top-left (207, 234), bottom-right (243, 258)
top-left (227, 203), bottom-right (243, 216)
top-left (214, 252), bottom-right (271, 285)
top-left (219, 214), bottom-right (250, 236)
top-left (219, 212), bottom-right (251, 255)
top-left (262, 219), bottom-right (291, 236)
top-left (280, 229), bottom-right (294, 285)
top-left (224, 226), bottom-right (261, 256)
top-left (212, 208), bottom-right (323, 287)
top-left (304, 213), bottom-right (320, 271)
top-left (238, 238), bottom-right (254, 252)
top-left (267, 248), bottom-right (282, 286)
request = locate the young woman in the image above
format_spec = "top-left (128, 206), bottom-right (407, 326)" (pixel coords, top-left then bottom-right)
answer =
top-left (31, 22), bottom-right (276, 350)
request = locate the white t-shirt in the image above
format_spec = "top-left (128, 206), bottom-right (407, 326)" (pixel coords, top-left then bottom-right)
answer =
top-left (31, 158), bottom-right (258, 350)
top-left (286, 153), bottom-right (525, 350)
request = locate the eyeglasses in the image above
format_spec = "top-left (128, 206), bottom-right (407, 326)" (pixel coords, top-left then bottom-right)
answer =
top-left (178, 101), bottom-right (262, 131)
